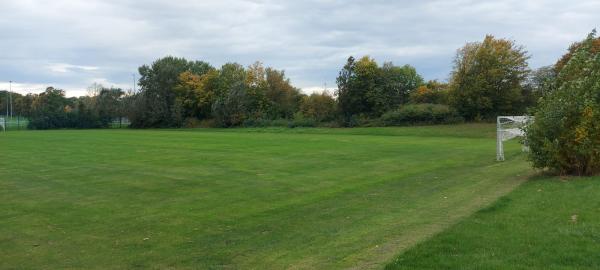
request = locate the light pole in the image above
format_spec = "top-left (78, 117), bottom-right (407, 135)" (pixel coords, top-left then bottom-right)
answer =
top-left (132, 73), bottom-right (136, 93)
top-left (5, 83), bottom-right (8, 118)
top-left (9, 81), bottom-right (13, 120)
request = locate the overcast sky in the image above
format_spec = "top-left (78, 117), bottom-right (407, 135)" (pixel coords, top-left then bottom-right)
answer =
top-left (1, 0), bottom-right (598, 96)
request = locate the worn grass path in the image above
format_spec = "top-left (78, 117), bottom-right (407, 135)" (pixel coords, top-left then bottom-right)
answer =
top-left (386, 175), bottom-right (600, 270)
top-left (0, 124), bottom-right (531, 269)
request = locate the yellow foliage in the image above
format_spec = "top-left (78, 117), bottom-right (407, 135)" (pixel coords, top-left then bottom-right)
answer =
top-left (575, 126), bottom-right (588, 144)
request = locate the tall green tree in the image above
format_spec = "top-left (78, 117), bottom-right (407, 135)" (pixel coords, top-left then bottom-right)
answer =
top-left (527, 30), bottom-right (600, 175)
top-left (371, 63), bottom-right (423, 115)
top-left (28, 89), bottom-right (57, 129)
top-left (174, 68), bottom-right (218, 120)
top-left (528, 66), bottom-right (556, 97)
top-left (336, 56), bottom-right (357, 123)
top-left (336, 56), bottom-right (380, 123)
top-left (244, 61), bottom-right (269, 119)
top-left (133, 56), bottom-right (212, 127)
top-left (337, 56), bottom-right (425, 123)
top-left (0, 91), bottom-right (29, 117)
top-left (212, 81), bottom-right (249, 127)
top-left (352, 56), bottom-right (380, 116)
top-left (211, 63), bottom-right (249, 126)
top-left (264, 67), bottom-right (303, 119)
top-left (14, 93), bottom-right (34, 117)
top-left (96, 87), bottom-right (125, 124)
top-left (449, 35), bottom-right (530, 120)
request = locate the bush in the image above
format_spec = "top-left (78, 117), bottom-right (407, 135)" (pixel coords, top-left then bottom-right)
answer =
top-left (28, 103), bottom-right (107, 130)
top-left (289, 112), bottom-right (316, 128)
top-left (380, 104), bottom-right (463, 126)
top-left (240, 114), bottom-right (317, 128)
top-left (199, 119), bottom-right (217, 128)
top-left (183, 117), bottom-right (202, 128)
top-left (240, 118), bottom-right (284, 128)
top-left (28, 112), bottom-right (105, 129)
top-left (526, 31), bottom-right (600, 175)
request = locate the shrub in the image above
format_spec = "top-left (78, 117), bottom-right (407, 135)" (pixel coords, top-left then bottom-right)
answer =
top-left (242, 118), bottom-right (286, 128)
top-left (183, 117), bottom-right (202, 128)
top-left (240, 115), bottom-right (317, 128)
top-left (526, 31), bottom-right (600, 175)
top-left (380, 104), bottom-right (463, 126)
top-left (289, 112), bottom-right (316, 128)
top-left (199, 119), bottom-right (217, 128)
top-left (241, 118), bottom-right (269, 127)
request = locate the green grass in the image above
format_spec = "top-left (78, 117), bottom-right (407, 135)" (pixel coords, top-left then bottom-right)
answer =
top-left (386, 176), bottom-right (600, 270)
top-left (0, 124), bottom-right (531, 269)
top-left (199, 122), bottom-right (498, 139)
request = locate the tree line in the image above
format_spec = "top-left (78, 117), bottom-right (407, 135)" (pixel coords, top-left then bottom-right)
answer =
top-left (1, 86), bottom-right (126, 129)
top-left (0, 34), bottom-right (578, 129)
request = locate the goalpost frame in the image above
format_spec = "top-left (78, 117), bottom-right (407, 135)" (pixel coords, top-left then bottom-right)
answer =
top-left (496, 116), bottom-right (533, 161)
top-left (496, 116), bottom-right (504, 161)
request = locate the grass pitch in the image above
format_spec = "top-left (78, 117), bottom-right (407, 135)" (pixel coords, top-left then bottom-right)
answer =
top-left (1, 124), bottom-right (531, 269)
top-left (386, 175), bottom-right (600, 270)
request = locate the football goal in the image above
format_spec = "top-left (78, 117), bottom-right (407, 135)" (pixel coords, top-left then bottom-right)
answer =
top-left (496, 116), bottom-right (533, 161)
top-left (0, 117), bottom-right (4, 132)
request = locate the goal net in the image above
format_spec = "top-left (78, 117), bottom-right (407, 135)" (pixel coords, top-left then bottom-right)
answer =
top-left (0, 117), bottom-right (4, 132)
top-left (497, 116), bottom-right (533, 161)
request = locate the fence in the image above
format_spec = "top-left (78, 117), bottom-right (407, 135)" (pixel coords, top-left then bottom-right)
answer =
top-left (1, 115), bottom-right (29, 131)
top-left (109, 117), bottom-right (131, 129)
top-left (1, 116), bottom-right (131, 131)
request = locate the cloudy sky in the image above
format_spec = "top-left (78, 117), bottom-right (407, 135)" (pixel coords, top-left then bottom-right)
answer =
top-left (1, 0), bottom-right (598, 96)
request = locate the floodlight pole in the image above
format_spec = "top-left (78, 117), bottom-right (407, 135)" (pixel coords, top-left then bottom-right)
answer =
top-left (9, 81), bottom-right (13, 120)
top-left (5, 84), bottom-right (8, 119)
top-left (132, 74), bottom-right (136, 93)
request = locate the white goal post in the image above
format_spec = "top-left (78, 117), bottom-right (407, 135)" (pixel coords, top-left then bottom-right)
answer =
top-left (0, 117), bottom-right (4, 132)
top-left (497, 116), bottom-right (533, 161)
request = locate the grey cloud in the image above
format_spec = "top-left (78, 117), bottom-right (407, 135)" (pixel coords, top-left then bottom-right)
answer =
top-left (0, 0), bottom-right (598, 96)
